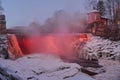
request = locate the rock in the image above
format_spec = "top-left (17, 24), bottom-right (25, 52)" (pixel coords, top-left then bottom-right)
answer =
top-left (68, 58), bottom-right (101, 68)
top-left (0, 48), bottom-right (9, 59)
top-left (81, 67), bottom-right (105, 76)
top-left (0, 35), bottom-right (9, 59)
top-left (0, 68), bottom-right (19, 80)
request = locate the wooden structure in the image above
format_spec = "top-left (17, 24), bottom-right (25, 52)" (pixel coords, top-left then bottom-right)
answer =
top-left (0, 14), bottom-right (6, 34)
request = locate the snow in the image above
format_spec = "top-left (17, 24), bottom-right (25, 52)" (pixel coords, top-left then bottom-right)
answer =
top-left (80, 36), bottom-right (120, 61)
top-left (0, 35), bottom-right (8, 59)
top-left (0, 54), bottom-right (95, 80)
top-left (101, 14), bottom-right (112, 20)
top-left (88, 10), bottom-right (99, 14)
top-left (0, 35), bottom-right (8, 49)
top-left (94, 59), bottom-right (120, 80)
top-left (0, 34), bottom-right (120, 80)
top-left (74, 35), bottom-right (120, 80)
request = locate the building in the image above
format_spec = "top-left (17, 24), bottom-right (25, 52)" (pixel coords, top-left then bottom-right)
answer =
top-left (87, 10), bottom-right (112, 37)
top-left (0, 1), bottom-right (8, 59)
top-left (115, 7), bottom-right (120, 28)
top-left (0, 14), bottom-right (6, 34)
top-left (0, 2), bottom-right (6, 34)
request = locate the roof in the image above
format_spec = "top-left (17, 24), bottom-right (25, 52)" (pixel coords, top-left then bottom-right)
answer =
top-left (87, 10), bottom-right (99, 14)
top-left (101, 15), bottom-right (112, 20)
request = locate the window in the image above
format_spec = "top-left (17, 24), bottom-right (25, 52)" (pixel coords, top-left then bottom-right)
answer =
top-left (118, 21), bottom-right (120, 25)
top-left (94, 15), bottom-right (97, 20)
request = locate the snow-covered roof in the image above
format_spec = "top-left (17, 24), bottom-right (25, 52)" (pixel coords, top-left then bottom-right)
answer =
top-left (101, 15), bottom-right (113, 20)
top-left (87, 10), bottom-right (99, 14)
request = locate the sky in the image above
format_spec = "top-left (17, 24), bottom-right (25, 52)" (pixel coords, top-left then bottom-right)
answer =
top-left (2, 0), bottom-right (87, 28)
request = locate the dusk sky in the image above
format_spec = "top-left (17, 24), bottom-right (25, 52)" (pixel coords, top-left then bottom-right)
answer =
top-left (2, 0), bottom-right (87, 28)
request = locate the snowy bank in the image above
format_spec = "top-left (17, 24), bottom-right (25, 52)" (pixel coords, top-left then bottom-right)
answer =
top-left (79, 36), bottom-right (120, 61)
top-left (0, 54), bottom-right (95, 80)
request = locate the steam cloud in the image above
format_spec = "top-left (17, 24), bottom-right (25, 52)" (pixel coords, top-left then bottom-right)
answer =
top-left (27, 10), bottom-right (87, 35)
top-left (11, 10), bottom-right (88, 59)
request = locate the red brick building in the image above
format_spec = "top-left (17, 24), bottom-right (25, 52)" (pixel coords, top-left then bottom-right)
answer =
top-left (87, 10), bottom-right (111, 36)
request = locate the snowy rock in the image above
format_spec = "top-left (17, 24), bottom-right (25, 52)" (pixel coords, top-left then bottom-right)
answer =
top-left (81, 67), bottom-right (105, 76)
top-left (0, 54), bottom-right (95, 80)
top-left (0, 68), bottom-right (19, 80)
top-left (0, 34), bottom-right (9, 59)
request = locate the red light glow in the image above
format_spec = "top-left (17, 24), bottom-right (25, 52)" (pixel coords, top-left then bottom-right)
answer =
top-left (21, 34), bottom-right (89, 56)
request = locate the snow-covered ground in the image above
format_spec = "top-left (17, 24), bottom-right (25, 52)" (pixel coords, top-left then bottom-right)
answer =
top-left (0, 53), bottom-right (119, 80)
top-left (94, 59), bottom-right (120, 80)
top-left (0, 54), bottom-right (95, 80)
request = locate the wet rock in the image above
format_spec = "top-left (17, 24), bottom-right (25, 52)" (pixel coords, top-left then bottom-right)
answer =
top-left (81, 67), bottom-right (105, 76)
top-left (0, 48), bottom-right (9, 59)
top-left (0, 68), bottom-right (19, 80)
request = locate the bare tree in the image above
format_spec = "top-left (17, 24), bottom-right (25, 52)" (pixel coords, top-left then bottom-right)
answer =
top-left (97, 0), bottom-right (106, 16)
top-left (86, 0), bottom-right (97, 10)
top-left (105, 0), bottom-right (120, 23)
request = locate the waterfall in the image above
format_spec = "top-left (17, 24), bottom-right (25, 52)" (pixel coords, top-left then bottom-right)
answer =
top-left (8, 34), bottom-right (23, 59)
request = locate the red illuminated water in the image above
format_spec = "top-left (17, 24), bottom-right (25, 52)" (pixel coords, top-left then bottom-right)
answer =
top-left (17, 34), bottom-right (88, 56)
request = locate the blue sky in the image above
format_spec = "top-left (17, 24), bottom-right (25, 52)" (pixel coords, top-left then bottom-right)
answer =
top-left (2, 0), bottom-right (87, 28)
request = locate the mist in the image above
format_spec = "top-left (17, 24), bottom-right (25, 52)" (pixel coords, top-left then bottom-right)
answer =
top-left (27, 10), bottom-right (87, 35)
top-left (11, 10), bottom-right (88, 59)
